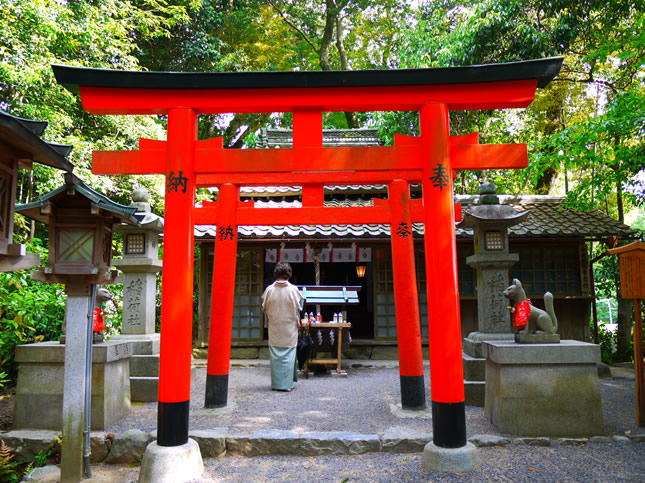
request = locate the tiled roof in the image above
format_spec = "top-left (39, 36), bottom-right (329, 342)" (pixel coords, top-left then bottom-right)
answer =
top-left (195, 195), bottom-right (637, 240)
top-left (256, 128), bottom-right (382, 148)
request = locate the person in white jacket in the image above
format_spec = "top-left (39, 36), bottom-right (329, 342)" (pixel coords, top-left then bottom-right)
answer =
top-left (262, 262), bottom-right (304, 391)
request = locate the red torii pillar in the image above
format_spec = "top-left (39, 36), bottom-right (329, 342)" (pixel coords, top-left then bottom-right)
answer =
top-left (158, 108), bottom-right (197, 446)
top-left (421, 103), bottom-right (466, 447)
top-left (387, 179), bottom-right (426, 409)
top-left (205, 183), bottom-right (240, 407)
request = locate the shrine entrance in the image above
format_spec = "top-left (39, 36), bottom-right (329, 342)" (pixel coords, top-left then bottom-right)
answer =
top-left (53, 57), bottom-right (563, 452)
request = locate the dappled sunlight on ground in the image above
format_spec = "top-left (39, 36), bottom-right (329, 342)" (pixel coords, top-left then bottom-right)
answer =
top-left (99, 366), bottom-right (643, 439)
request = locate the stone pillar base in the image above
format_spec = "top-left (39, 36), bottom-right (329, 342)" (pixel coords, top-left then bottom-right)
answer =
top-left (483, 340), bottom-right (604, 437)
top-left (138, 439), bottom-right (204, 483)
top-left (13, 340), bottom-right (132, 430)
top-left (422, 441), bottom-right (481, 472)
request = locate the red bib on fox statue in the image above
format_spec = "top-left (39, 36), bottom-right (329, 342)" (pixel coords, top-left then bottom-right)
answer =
top-left (93, 307), bottom-right (105, 332)
top-left (513, 299), bottom-right (531, 330)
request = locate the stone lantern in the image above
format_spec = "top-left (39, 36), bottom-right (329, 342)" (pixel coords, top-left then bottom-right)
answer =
top-left (0, 109), bottom-right (74, 271)
top-left (14, 173), bottom-right (139, 481)
top-left (111, 187), bottom-right (164, 401)
top-left (456, 182), bottom-right (529, 405)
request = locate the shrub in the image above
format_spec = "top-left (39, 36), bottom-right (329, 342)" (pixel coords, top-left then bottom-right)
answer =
top-left (0, 270), bottom-right (65, 386)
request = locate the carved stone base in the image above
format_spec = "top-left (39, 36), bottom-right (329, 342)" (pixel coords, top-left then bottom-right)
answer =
top-left (514, 333), bottom-right (560, 344)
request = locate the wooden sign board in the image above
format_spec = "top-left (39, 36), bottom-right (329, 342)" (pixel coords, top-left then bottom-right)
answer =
top-left (608, 241), bottom-right (645, 300)
top-left (618, 252), bottom-right (645, 299)
top-left (608, 240), bottom-right (645, 427)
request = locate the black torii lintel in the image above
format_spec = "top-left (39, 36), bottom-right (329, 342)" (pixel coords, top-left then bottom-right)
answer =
top-left (52, 57), bottom-right (564, 94)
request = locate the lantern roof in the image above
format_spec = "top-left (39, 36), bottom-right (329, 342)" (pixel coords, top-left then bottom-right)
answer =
top-left (0, 109), bottom-right (75, 172)
top-left (456, 182), bottom-right (529, 229)
top-left (15, 173), bottom-right (140, 226)
top-left (456, 205), bottom-right (530, 229)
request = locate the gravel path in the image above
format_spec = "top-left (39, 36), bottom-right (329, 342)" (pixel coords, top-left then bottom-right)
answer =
top-left (106, 366), bottom-right (644, 439)
top-left (67, 443), bottom-right (645, 482)
top-left (200, 444), bottom-right (645, 482)
top-left (33, 366), bottom-right (645, 482)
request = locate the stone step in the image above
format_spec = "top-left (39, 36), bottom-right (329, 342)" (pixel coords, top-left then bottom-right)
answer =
top-left (110, 335), bottom-right (161, 355)
top-left (131, 377), bottom-right (159, 402)
top-left (130, 354), bottom-right (160, 377)
top-left (464, 380), bottom-right (485, 407)
top-left (130, 366), bottom-right (197, 402)
top-left (462, 353), bottom-right (485, 381)
top-left (130, 339), bottom-right (160, 356)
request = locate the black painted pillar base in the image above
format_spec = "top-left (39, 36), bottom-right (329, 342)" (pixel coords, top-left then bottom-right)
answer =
top-left (400, 375), bottom-right (426, 410)
top-left (431, 400), bottom-right (466, 448)
top-left (205, 374), bottom-right (229, 408)
top-left (157, 400), bottom-right (189, 447)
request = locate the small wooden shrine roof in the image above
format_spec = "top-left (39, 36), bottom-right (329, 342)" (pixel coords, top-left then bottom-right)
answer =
top-left (0, 109), bottom-right (74, 172)
top-left (15, 173), bottom-right (139, 226)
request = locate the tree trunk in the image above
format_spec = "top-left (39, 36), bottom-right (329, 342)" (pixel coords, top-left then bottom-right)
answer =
top-left (318, 0), bottom-right (337, 71)
top-left (616, 179), bottom-right (624, 223)
top-left (616, 293), bottom-right (634, 362)
top-left (335, 12), bottom-right (358, 128)
top-left (535, 166), bottom-right (558, 194)
top-left (611, 135), bottom-right (630, 360)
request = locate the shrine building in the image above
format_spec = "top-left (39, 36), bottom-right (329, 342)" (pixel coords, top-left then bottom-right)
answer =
top-left (193, 128), bottom-right (637, 356)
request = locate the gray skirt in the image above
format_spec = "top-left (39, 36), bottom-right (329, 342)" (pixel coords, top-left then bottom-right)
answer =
top-left (269, 346), bottom-right (298, 390)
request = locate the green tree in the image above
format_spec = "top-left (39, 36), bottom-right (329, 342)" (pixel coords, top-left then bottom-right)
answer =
top-left (0, 0), bottom-right (192, 384)
top-left (0, 0), bottom-right (192, 225)
top-left (267, 0), bottom-right (413, 129)
top-left (398, 0), bottom-right (644, 360)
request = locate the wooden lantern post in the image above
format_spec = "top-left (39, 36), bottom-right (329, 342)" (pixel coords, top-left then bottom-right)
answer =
top-left (607, 241), bottom-right (645, 426)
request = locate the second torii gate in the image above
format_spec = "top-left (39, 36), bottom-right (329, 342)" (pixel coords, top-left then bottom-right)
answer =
top-left (197, 128), bottom-right (480, 413)
top-left (53, 57), bottom-right (563, 456)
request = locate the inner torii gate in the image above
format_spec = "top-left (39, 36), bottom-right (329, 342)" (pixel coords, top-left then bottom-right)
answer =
top-left (53, 57), bottom-right (562, 454)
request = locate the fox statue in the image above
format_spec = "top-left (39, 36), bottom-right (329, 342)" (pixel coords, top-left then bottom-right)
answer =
top-left (503, 278), bottom-right (558, 335)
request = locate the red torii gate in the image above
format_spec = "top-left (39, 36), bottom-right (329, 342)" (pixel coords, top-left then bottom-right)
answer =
top-left (53, 57), bottom-right (562, 452)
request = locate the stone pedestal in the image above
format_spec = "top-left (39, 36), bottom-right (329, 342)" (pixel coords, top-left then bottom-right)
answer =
top-left (463, 332), bottom-right (515, 407)
top-left (13, 340), bottom-right (132, 430)
top-left (483, 340), bottom-right (605, 437)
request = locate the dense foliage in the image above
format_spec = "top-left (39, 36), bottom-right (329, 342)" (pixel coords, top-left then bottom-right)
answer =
top-left (0, 0), bottom-right (643, 383)
top-left (0, 240), bottom-right (64, 387)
